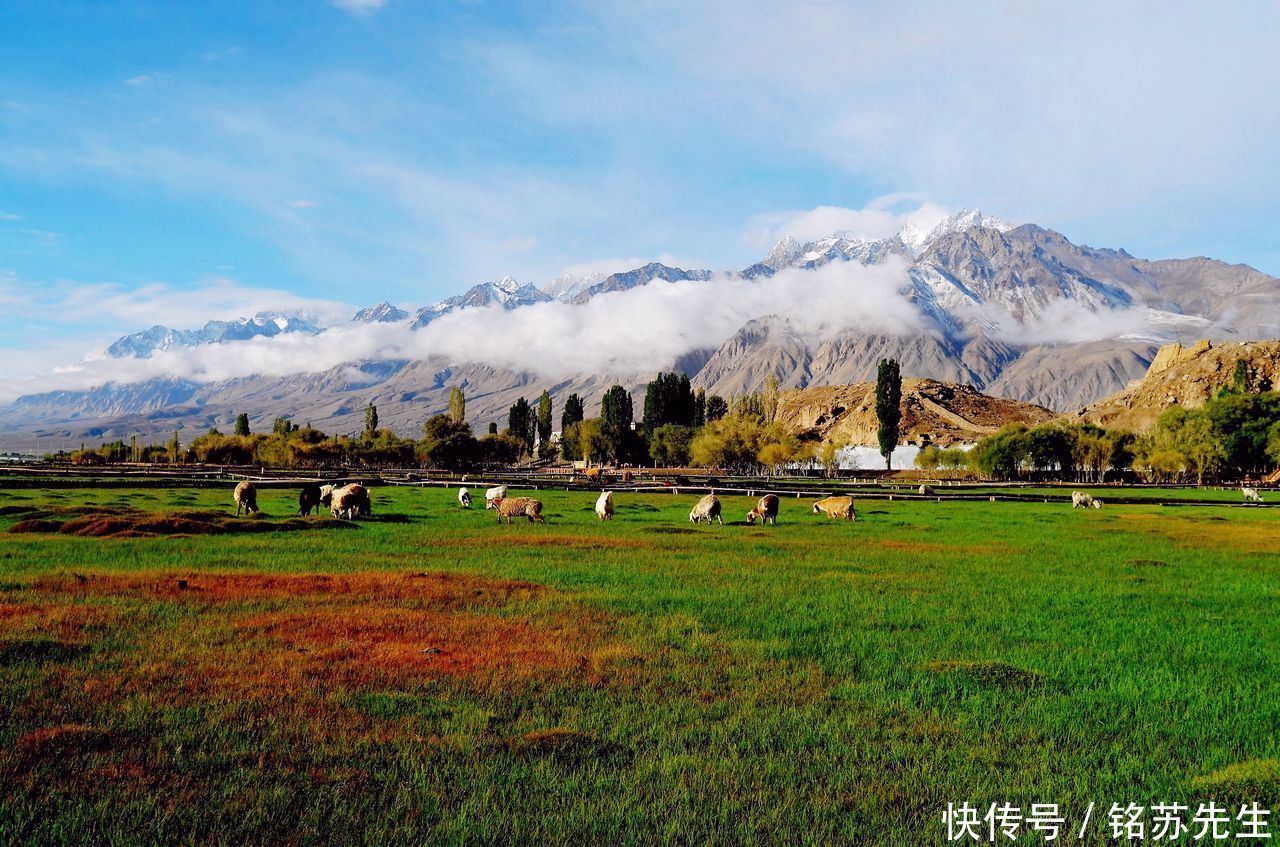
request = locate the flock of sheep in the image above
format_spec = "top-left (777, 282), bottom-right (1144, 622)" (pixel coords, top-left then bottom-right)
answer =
top-left (231, 479), bottom-right (1268, 526)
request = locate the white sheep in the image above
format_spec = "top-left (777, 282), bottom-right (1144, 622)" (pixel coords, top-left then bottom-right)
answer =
top-left (485, 485), bottom-right (508, 509)
top-left (1243, 486), bottom-right (1264, 503)
top-left (1071, 491), bottom-right (1102, 510)
top-left (918, 484), bottom-right (936, 496)
top-left (595, 491), bottom-right (614, 521)
top-left (689, 494), bottom-right (722, 525)
top-left (233, 481), bottom-right (259, 516)
top-left (458, 487), bottom-right (473, 508)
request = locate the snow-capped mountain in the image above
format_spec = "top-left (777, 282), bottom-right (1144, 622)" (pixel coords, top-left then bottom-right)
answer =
top-left (7, 208), bottom-right (1280, 449)
top-left (541, 271), bottom-right (608, 301)
top-left (352, 302), bottom-right (410, 323)
top-left (106, 313), bottom-right (321, 358)
top-left (412, 277), bottom-right (552, 328)
top-left (568, 263), bottom-right (715, 304)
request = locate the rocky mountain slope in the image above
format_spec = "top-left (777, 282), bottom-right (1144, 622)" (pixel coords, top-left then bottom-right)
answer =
top-left (776, 378), bottom-right (1055, 448)
top-left (1072, 339), bottom-right (1280, 432)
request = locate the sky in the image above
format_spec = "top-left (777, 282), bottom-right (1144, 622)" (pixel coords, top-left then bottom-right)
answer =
top-left (1, 1), bottom-right (1278, 393)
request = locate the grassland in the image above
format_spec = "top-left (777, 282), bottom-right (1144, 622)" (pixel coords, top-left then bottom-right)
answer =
top-left (1, 484), bottom-right (1278, 845)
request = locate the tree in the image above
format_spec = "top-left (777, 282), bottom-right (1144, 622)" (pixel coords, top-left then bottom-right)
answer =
top-left (448, 386), bottom-right (466, 424)
top-left (1154, 407), bottom-right (1223, 485)
top-left (167, 431), bottom-right (182, 464)
top-left (507, 398), bottom-right (534, 454)
top-left (642, 372), bottom-right (695, 429)
top-left (576, 418), bottom-right (610, 465)
top-left (705, 394), bottom-right (728, 422)
top-left (875, 359), bottom-right (902, 470)
top-left (762, 375), bottom-right (780, 423)
top-left (1268, 420), bottom-right (1280, 467)
top-left (536, 390), bottom-right (553, 448)
top-left (820, 439), bottom-right (843, 477)
top-left (273, 418), bottom-right (295, 437)
top-left (478, 433), bottom-right (523, 465)
top-left (693, 388), bottom-right (707, 428)
top-left (561, 393), bottom-right (585, 431)
top-left (364, 403), bottom-right (379, 440)
top-left (560, 420), bottom-right (583, 461)
top-left (600, 385), bottom-right (634, 463)
top-left (648, 424), bottom-right (694, 466)
top-left (419, 414), bottom-right (478, 468)
top-left (234, 413), bottom-right (251, 437)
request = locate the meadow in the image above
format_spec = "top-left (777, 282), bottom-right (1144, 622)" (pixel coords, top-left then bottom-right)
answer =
top-left (1, 483), bottom-right (1278, 845)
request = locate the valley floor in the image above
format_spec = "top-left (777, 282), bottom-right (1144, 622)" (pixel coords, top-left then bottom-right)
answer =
top-left (1, 486), bottom-right (1278, 845)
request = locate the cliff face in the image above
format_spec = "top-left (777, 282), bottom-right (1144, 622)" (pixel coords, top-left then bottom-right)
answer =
top-left (1073, 339), bottom-right (1280, 432)
top-left (775, 378), bottom-right (1056, 447)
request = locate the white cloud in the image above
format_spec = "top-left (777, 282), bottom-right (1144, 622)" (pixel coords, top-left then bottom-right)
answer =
top-left (124, 73), bottom-right (169, 87)
top-left (285, 198), bottom-right (319, 209)
top-left (330, 0), bottom-right (388, 15)
top-left (0, 212), bottom-right (21, 221)
top-left (0, 261), bottom-right (920, 401)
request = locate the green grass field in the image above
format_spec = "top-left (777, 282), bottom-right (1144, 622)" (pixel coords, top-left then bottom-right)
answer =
top-left (1, 485), bottom-right (1278, 845)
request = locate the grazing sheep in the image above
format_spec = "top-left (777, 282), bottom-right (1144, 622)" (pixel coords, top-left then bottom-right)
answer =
top-left (1243, 486), bottom-right (1264, 503)
top-left (458, 487), bottom-right (473, 508)
top-left (688, 494), bottom-right (722, 525)
top-left (494, 496), bottom-right (545, 524)
top-left (595, 490), bottom-right (614, 521)
top-left (812, 495), bottom-right (856, 521)
top-left (746, 494), bottom-right (780, 526)
top-left (485, 485), bottom-right (508, 509)
top-left (330, 483), bottom-right (372, 520)
top-left (298, 483), bottom-right (323, 516)
top-left (233, 481), bottom-right (259, 516)
top-left (919, 485), bottom-right (936, 496)
top-left (1071, 491), bottom-right (1102, 510)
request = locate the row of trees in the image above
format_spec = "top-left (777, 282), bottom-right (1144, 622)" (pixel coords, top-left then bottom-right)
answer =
top-left (59, 358), bottom-right (914, 475)
top-left (932, 384), bottom-right (1280, 483)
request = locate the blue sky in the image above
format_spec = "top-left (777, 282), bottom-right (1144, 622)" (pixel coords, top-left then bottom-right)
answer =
top-left (1, 1), bottom-right (1278, 373)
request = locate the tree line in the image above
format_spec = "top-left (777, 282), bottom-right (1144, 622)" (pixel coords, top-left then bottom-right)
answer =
top-left (925, 371), bottom-right (1280, 483)
top-left (53, 357), bottom-right (912, 475)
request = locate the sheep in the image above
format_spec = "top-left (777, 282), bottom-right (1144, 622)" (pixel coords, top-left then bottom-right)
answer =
top-left (458, 487), bottom-right (473, 508)
top-left (298, 483), bottom-right (323, 516)
top-left (485, 485), bottom-right (508, 509)
top-left (595, 490), bottom-right (615, 521)
top-left (918, 484), bottom-right (936, 496)
top-left (330, 483), bottom-right (372, 520)
top-left (1243, 486), bottom-right (1264, 503)
top-left (746, 494), bottom-right (780, 526)
top-left (494, 496), bottom-right (545, 524)
top-left (233, 481), bottom-right (259, 516)
top-left (688, 494), bottom-right (722, 525)
top-left (812, 495), bottom-right (856, 521)
top-left (1071, 491), bottom-right (1102, 510)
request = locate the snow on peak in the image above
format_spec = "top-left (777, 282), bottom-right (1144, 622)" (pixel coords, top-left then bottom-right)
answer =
top-left (899, 209), bottom-right (1015, 254)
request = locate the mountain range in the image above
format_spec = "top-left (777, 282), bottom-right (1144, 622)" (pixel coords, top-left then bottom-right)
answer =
top-left (2, 209), bottom-right (1277, 450)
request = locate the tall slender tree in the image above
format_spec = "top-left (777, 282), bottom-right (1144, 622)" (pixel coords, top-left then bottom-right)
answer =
top-left (875, 358), bottom-right (902, 470)
top-left (507, 398), bottom-right (534, 453)
top-left (561, 393), bottom-right (585, 431)
top-left (536, 390), bottom-right (553, 447)
top-left (448, 386), bottom-right (466, 423)
top-left (600, 385), bottom-right (634, 463)
top-left (364, 403), bottom-right (379, 439)
top-left (693, 388), bottom-right (707, 428)
top-left (234, 413), bottom-right (250, 437)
